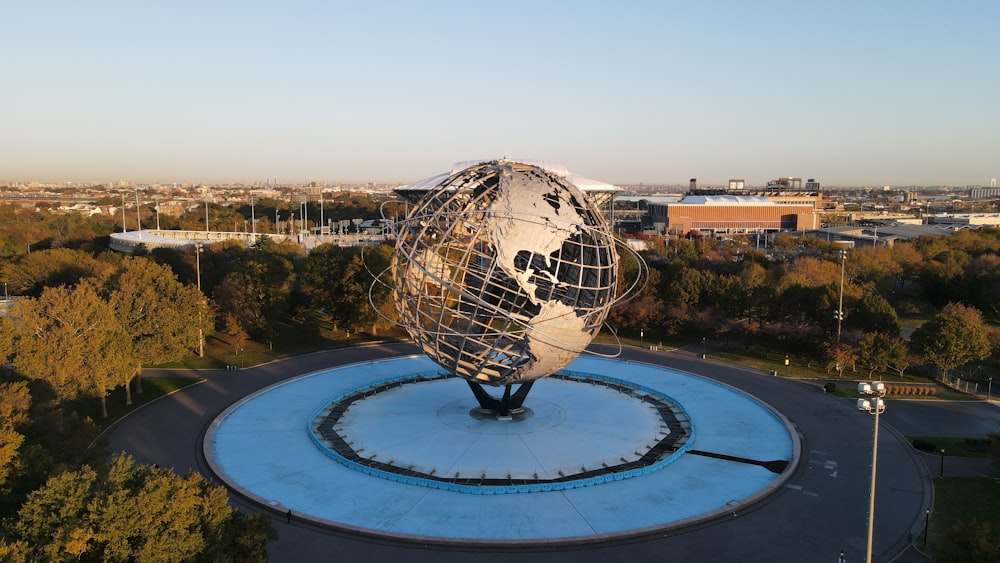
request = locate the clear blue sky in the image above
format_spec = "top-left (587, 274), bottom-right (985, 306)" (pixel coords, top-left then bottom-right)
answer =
top-left (2, 1), bottom-right (997, 187)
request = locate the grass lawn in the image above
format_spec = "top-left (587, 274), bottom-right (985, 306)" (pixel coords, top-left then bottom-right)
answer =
top-left (906, 436), bottom-right (996, 458)
top-left (79, 376), bottom-right (206, 430)
top-left (152, 322), bottom-right (410, 370)
top-left (926, 477), bottom-right (1000, 556)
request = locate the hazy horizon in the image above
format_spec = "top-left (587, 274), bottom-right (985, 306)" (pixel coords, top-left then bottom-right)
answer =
top-left (3, 1), bottom-right (997, 187)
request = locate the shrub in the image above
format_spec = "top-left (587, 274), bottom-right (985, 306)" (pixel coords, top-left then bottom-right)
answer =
top-left (824, 382), bottom-right (836, 393)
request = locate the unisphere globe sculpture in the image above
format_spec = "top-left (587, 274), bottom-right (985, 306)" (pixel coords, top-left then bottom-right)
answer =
top-left (390, 160), bottom-right (624, 414)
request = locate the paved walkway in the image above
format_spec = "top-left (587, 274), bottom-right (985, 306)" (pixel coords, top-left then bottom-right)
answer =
top-left (101, 342), bottom-right (997, 562)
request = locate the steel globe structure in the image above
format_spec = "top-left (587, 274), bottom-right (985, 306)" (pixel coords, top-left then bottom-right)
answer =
top-left (385, 160), bottom-right (635, 414)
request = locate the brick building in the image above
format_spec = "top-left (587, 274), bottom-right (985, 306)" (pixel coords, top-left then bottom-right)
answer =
top-left (647, 195), bottom-right (819, 236)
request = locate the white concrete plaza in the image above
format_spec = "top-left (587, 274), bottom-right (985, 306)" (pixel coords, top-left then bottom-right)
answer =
top-left (205, 355), bottom-right (798, 544)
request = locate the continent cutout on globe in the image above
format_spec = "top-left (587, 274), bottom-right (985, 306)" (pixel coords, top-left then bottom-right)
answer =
top-left (392, 160), bottom-right (620, 386)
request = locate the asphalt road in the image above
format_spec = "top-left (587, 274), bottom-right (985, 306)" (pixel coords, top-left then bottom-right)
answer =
top-left (103, 342), bottom-right (1000, 563)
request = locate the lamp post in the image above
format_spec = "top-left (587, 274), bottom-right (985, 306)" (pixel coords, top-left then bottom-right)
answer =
top-left (250, 194), bottom-right (256, 236)
top-left (195, 243), bottom-right (204, 358)
top-left (939, 449), bottom-right (945, 478)
top-left (923, 508), bottom-right (930, 548)
top-left (857, 381), bottom-right (886, 563)
top-left (134, 190), bottom-right (142, 235)
top-left (836, 249), bottom-right (847, 343)
top-left (989, 377), bottom-right (993, 402)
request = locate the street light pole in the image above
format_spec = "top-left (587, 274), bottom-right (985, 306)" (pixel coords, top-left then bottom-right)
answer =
top-left (923, 508), bottom-right (930, 548)
top-left (939, 449), bottom-right (945, 478)
top-left (195, 243), bottom-right (204, 358)
top-left (857, 381), bottom-right (886, 563)
top-left (134, 190), bottom-right (142, 236)
top-left (836, 249), bottom-right (847, 343)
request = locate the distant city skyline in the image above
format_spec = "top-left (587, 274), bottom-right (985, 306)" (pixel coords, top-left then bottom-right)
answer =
top-left (2, 1), bottom-right (997, 187)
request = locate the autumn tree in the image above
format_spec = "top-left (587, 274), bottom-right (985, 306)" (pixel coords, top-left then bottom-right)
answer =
top-left (826, 343), bottom-right (856, 378)
top-left (82, 325), bottom-right (133, 418)
top-left (845, 246), bottom-right (901, 295)
top-left (0, 316), bottom-right (14, 369)
top-left (0, 381), bottom-right (31, 486)
top-left (884, 336), bottom-right (916, 380)
top-left (910, 303), bottom-right (992, 377)
top-left (223, 313), bottom-right (249, 357)
top-left (103, 256), bottom-right (208, 404)
top-left (10, 283), bottom-right (120, 431)
top-left (1, 248), bottom-right (112, 297)
top-left (13, 455), bottom-right (275, 562)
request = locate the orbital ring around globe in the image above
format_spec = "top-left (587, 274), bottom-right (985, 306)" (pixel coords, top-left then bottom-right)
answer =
top-left (204, 354), bottom-right (799, 544)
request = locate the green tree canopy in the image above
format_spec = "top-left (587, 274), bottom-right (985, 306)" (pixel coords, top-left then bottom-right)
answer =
top-left (848, 293), bottom-right (902, 337)
top-left (300, 243), bottom-right (394, 333)
top-left (910, 303), bottom-right (992, 376)
top-left (854, 332), bottom-right (895, 378)
top-left (213, 245), bottom-right (295, 338)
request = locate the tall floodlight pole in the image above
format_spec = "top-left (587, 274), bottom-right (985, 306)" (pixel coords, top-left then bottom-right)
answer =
top-left (135, 190), bottom-right (142, 238)
top-left (155, 196), bottom-right (161, 230)
top-left (205, 193), bottom-right (210, 232)
top-left (250, 194), bottom-right (256, 236)
top-left (121, 194), bottom-right (127, 233)
top-left (195, 243), bottom-right (204, 357)
top-left (320, 191), bottom-right (324, 235)
top-left (858, 381), bottom-right (886, 563)
top-left (275, 209), bottom-right (279, 235)
top-left (837, 249), bottom-right (847, 343)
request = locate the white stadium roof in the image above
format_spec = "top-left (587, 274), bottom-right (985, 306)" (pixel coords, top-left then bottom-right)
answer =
top-left (395, 159), bottom-right (620, 196)
top-left (677, 195), bottom-right (774, 205)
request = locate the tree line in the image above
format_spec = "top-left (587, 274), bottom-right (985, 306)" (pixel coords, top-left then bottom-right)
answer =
top-left (0, 195), bottom-right (403, 560)
top-left (0, 251), bottom-right (273, 560)
top-left (610, 229), bottom-right (1000, 379)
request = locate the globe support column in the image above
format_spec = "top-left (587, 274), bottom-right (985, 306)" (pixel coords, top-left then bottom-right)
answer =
top-left (467, 380), bottom-right (535, 418)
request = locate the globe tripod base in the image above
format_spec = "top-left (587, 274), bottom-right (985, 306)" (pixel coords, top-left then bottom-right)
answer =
top-left (467, 380), bottom-right (535, 418)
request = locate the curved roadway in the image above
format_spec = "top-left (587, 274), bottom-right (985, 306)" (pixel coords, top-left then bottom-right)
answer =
top-left (105, 342), bottom-right (951, 562)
